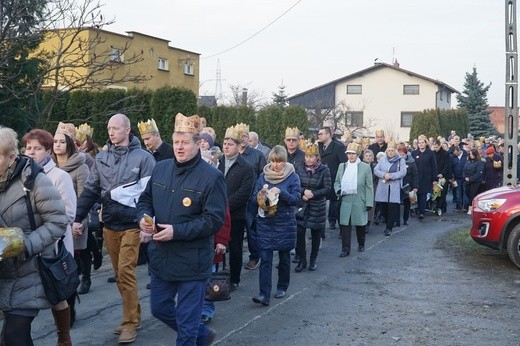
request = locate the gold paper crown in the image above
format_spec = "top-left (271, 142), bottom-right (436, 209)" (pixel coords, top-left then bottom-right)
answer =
top-left (375, 129), bottom-right (385, 137)
top-left (224, 125), bottom-right (241, 142)
top-left (474, 140), bottom-right (481, 148)
top-left (55, 122), bottom-right (77, 140)
top-left (174, 113), bottom-right (201, 134)
top-left (285, 127), bottom-right (299, 139)
top-left (387, 140), bottom-right (397, 149)
top-left (345, 142), bottom-right (361, 154)
top-left (199, 117), bottom-right (207, 128)
top-left (361, 137), bottom-right (371, 145)
top-left (235, 123), bottom-right (249, 139)
top-left (75, 123), bottom-right (93, 143)
top-left (137, 119), bottom-right (159, 136)
top-left (304, 140), bottom-right (319, 156)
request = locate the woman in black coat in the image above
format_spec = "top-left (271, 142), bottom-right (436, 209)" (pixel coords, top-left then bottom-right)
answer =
top-left (398, 145), bottom-right (419, 226)
top-left (294, 143), bottom-right (331, 272)
top-left (463, 148), bottom-right (485, 214)
top-left (411, 137), bottom-right (437, 219)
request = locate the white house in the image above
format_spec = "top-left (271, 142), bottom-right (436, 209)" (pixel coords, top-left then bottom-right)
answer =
top-left (287, 61), bottom-right (458, 141)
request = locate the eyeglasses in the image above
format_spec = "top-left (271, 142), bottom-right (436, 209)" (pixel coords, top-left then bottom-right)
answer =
top-left (285, 138), bottom-right (298, 142)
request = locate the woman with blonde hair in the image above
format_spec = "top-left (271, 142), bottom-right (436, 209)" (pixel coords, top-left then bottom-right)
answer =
top-left (374, 142), bottom-right (407, 236)
top-left (251, 145), bottom-right (301, 306)
top-left (0, 126), bottom-right (68, 345)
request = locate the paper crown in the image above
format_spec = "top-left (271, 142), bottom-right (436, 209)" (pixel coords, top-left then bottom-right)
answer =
top-left (387, 140), bottom-right (397, 149)
top-left (361, 137), bottom-right (371, 145)
top-left (303, 140), bottom-right (319, 156)
top-left (55, 122), bottom-right (76, 140)
top-left (375, 129), bottom-right (385, 137)
top-left (75, 123), bottom-right (93, 143)
top-left (137, 119), bottom-right (159, 136)
top-left (235, 123), bottom-right (249, 139)
top-left (224, 124), bottom-right (241, 142)
top-left (285, 127), bottom-right (299, 139)
top-left (174, 113), bottom-right (201, 134)
top-left (345, 142), bottom-right (361, 154)
top-left (199, 117), bottom-right (207, 129)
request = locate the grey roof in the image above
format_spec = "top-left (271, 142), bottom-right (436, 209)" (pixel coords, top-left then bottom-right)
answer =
top-left (287, 62), bottom-right (459, 104)
top-left (198, 95), bottom-right (217, 107)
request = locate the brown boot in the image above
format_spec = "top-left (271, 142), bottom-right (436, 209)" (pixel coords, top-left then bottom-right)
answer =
top-left (52, 307), bottom-right (72, 346)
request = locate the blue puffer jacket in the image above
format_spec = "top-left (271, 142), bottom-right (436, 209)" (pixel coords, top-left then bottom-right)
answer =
top-left (251, 167), bottom-right (301, 251)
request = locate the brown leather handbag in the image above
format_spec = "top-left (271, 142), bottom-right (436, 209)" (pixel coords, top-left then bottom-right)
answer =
top-left (205, 272), bottom-right (231, 301)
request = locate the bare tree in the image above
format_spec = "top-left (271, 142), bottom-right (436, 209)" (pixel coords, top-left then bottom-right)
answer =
top-left (225, 84), bottom-right (265, 109)
top-left (34, 0), bottom-right (149, 124)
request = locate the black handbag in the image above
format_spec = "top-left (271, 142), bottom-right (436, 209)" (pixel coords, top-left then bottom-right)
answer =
top-left (37, 239), bottom-right (80, 305)
top-left (401, 183), bottom-right (411, 199)
top-left (205, 272), bottom-right (231, 301)
top-left (296, 204), bottom-right (307, 220)
top-left (24, 187), bottom-right (79, 305)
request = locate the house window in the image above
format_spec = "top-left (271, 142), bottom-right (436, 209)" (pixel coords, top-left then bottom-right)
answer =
top-left (345, 112), bottom-right (364, 127)
top-left (110, 48), bottom-right (123, 62)
top-left (157, 58), bottom-right (169, 71)
top-left (149, 48), bottom-right (154, 57)
top-left (184, 62), bottom-right (194, 75)
top-left (346, 85), bottom-right (362, 94)
top-left (403, 84), bottom-right (419, 95)
top-left (401, 112), bottom-right (417, 127)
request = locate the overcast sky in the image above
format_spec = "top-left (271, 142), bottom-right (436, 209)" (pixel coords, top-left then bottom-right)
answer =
top-left (100, 0), bottom-right (508, 106)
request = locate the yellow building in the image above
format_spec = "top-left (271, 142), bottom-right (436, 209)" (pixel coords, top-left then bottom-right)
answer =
top-left (36, 28), bottom-right (199, 95)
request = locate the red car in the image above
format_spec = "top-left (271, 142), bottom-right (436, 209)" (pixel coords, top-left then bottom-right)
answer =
top-left (470, 186), bottom-right (520, 268)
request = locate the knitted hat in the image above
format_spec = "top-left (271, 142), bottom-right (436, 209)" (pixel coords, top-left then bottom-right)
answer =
top-left (200, 133), bottom-right (215, 148)
top-left (485, 146), bottom-right (495, 155)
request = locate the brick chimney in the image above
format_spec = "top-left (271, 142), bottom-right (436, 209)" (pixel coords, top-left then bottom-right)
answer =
top-left (393, 59), bottom-right (400, 68)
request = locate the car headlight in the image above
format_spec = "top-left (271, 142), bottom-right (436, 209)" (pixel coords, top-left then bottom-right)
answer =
top-left (477, 199), bottom-right (506, 212)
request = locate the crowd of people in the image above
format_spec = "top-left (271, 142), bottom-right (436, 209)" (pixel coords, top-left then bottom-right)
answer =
top-left (0, 115), bottom-right (505, 345)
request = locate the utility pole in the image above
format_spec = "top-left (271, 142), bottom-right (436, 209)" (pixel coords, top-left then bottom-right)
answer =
top-left (504, 0), bottom-right (519, 186)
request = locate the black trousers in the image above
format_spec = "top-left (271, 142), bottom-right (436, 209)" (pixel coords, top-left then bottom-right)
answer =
top-left (296, 225), bottom-right (321, 261)
top-left (381, 202), bottom-right (400, 231)
top-left (1, 313), bottom-right (35, 346)
top-left (229, 218), bottom-right (246, 285)
top-left (340, 218), bottom-right (366, 252)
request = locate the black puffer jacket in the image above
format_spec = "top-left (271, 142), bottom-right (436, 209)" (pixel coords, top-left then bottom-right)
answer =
top-left (295, 163), bottom-right (331, 231)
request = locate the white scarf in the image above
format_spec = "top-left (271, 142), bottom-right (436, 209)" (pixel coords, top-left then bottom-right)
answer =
top-left (341, 158), bottom-right (360, 195)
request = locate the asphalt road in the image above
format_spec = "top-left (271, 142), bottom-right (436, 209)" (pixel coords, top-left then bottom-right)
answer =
top-left (25, 206), bottom-right (520, 345)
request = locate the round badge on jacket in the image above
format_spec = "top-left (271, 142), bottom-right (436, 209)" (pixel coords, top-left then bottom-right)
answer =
top-left (182, 197), bottom-right (191, 207)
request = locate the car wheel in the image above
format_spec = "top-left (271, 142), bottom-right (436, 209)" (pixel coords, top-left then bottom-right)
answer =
top-left (507, 224), bottom-right (520, 269)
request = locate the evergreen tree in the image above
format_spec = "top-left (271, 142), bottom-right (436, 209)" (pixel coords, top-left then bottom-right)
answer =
top-left (456, 67), bottom-right (497, 137)
top-left (272, 83), bottom-right (288, 108)
top-left (0, 0), bottom-right (47, 133)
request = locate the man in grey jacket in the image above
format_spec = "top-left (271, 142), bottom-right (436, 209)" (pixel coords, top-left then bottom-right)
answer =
top-left (72, 113), bottom-right (155, 344)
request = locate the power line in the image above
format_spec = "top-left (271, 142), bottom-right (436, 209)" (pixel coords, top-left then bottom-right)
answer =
top-left (201, 0), bottom-right (303, 60)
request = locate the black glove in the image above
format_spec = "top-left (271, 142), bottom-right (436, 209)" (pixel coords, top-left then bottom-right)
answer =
top-left (366, 206), bottom-right (372, 212)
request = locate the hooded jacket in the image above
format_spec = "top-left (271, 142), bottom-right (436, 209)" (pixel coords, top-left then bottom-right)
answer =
top-left (75, 134), bottom-right (155, 231)
top-left (0, 156), bottom-right (67, 311)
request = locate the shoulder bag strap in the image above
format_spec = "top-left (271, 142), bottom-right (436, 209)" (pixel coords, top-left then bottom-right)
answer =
top-left (24, 187), bottom-right (37, 231)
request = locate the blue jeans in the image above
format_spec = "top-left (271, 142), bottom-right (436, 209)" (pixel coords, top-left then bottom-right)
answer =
top-left (258, 249), bottom-right (290, 299)
top-left (201, 265), bottom-right (216, 319)
top-left (453, 178), bottom-right (468, 209)
top-left (150, 272), bottom-right (212, 346)
top-left (246, 204), bottom-right (259, 261)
